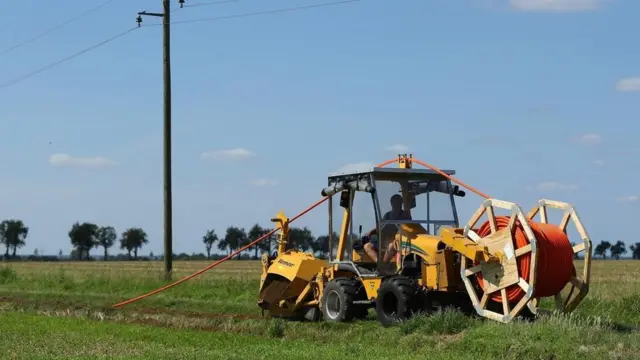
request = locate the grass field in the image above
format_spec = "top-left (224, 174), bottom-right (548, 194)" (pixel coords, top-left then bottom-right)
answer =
top-left (0, 259), bottom-right (638, 359)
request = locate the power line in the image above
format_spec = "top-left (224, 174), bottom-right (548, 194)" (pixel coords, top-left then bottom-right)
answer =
top-left (0, 0), bottom-right (119, 58)
top-left (167, 0), bottom-right (237, 14)
top-left (0, 27), bottom-right (138, 90)
top-left (183, 0), bottom-right (239, 8)
top-left (166, 0), bottom-right (363, 25)
top-left (0, 0), bottom-right (367, 89)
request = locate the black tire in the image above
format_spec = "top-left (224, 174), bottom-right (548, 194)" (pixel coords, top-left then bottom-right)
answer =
top-left (375, 276), bottom-right (419, 327)
top-left (320, 278), bottom-right (360, 322)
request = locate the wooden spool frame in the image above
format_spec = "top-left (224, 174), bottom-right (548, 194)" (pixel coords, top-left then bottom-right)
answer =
top-left (525, 199), bottom-right (592, 315)
top-left (460, 198), bottom-right (537, 323)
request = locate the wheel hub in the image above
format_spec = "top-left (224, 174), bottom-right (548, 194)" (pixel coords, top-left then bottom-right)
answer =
top-left (325, 290), bottom-right (341, 319)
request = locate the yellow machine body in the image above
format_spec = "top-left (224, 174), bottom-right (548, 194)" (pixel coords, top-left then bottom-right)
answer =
top-left (258, 249), bottom-right (327, 318)
top-left (258, 154), bottom-right (592, 326)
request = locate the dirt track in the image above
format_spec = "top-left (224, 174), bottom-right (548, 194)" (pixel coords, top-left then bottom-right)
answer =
top-left (0, 296), bottom-right (265, 323)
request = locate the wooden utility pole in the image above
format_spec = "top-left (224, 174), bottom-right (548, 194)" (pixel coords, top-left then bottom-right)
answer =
top-left (137, 0), bottom-right (182, 280)
top-left (162, 0), bottom-right (173, 282)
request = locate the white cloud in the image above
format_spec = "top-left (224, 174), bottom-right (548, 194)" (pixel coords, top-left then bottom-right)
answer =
top-left (528, 181), bottom-right (578, 192)
top-left (615, 195), bottom-right (638, 203)
top-left (333, 162), bottom-right (375, 174)
top-left (615, 77), bottom-right (640, 92)
top-left (250, 178), bottom-right (279, 187)
top-left (385, 144), bottom-right (409, 152)
top-left (509, 0), bottom-right (605, 12)
top-left (573, 133), bottom-right (602, 145)
top-left (49, 153), bottom-right (117, 168)
top-left (593, 160), bottom-right (605, 166)
top-left (200, 148), bottom-right (256, 160)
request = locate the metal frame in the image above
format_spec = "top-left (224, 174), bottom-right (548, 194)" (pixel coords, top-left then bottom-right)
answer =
top-left (327, 195), bottom-right (336, 261)
top-left (328, 166), bottom-right (456, 179)
top-left (448, 180), bottom-right (460, 227)
top-left (426, 191), bottom-right (431, 233)
top-left (372, 179), bottom-right (459, 233)
top-left (324, 167), bottom-right (461, 276)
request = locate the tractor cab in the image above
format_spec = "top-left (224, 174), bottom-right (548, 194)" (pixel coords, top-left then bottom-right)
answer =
top-left (321, 156), bottom-right (466, 277)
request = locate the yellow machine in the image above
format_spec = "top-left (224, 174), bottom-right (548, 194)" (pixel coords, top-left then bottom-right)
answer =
top-left (258, 154), bottom-right (592, 325)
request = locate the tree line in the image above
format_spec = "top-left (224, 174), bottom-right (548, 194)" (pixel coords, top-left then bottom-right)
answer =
top-left (1, 218), bottom-right (640, 261)
top-left (593, 240), bottom-right (636, 260)
top-left (0, 219), bottom-right (339, 261)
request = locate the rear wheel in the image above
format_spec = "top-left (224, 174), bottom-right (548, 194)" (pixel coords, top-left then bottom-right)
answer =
top-left (375, 276), bottom-right (419, 327)
top-left (321, 278), bottom-right (360, 322)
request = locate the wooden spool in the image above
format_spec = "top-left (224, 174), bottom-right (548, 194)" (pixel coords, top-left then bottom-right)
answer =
top-left (459, 198), bottom-right (592, 323)
top-left (525, 199), bottom-right (592, 315)
top-left (460, 198), bottom-right (537, 323)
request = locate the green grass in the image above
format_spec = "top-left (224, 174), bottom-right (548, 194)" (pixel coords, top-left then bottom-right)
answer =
top-left (0, 260), bottom-right (638, 359)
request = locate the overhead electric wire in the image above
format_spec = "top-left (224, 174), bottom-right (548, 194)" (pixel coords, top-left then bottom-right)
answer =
top-left (166, 0), bottom-right (363, 25)
top-left (0, 0), bottom-right (119, 58)
top-left (0, 27), bottom-right (138, 90)
top-left (183, 0), bottom-right (240, 8)
top-left (0, 0), bottom-right (367, 90)
top-left (169, 0), bottom-right (238, 14)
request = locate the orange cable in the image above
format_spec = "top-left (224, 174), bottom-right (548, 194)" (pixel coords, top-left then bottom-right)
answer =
top-left (112, 159), bottom-right (397, 308)
top-left (410, 158), bottom-right (490, 199)
top-left (111, 197), bottom-right (327, 308)
top-left (112, 156), bottom-right (573, 308)
top-left (407, 160), bottom-right (575, 303)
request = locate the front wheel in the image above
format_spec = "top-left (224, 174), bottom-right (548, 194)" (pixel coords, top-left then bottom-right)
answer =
top-left (375, 277), bottom-right (419, 327)
top-left (320, 278), bottom-right (359, 322)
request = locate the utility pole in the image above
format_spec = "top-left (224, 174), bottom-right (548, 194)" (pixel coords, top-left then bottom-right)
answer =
top-left (137, 0), bottom-right (183, 280)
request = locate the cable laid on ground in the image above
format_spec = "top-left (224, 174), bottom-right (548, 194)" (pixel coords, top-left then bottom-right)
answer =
top-left (111, 196), bottom-right (327, 308)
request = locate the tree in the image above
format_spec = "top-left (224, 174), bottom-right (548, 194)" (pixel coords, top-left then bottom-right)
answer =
top-left (263, 233), bottom-right (278, 256)
top-left (202, 229), bottom-right (219, 260)
top-left (289, 226), bottom-right (314, 252)
top-left (315, 232), bottom-right (339, 258)
top-left (68, 222), bottom-right (98, 260)
top-left (610, 240), bottom-right (627, 260)
top-left (0, 219), bottom-right (29, 258)
top-left (96, 226), bottom-right (117, 261)
top-left (120, 227), bottom-right (148, 260)
top-left (217, 236), bottom-right (231, 256)
top-left (248, 223), bottom-right (269, 259)
top-left (630, 243), bottom-right (640, 260)
top-left (222, 226), bottom-right (248, 259)
top-left (594, 241), bottom-right (611, 259)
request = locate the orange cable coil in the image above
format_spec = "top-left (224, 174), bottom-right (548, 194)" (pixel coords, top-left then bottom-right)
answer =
top-left (474, 216), bottom-right (576, 304)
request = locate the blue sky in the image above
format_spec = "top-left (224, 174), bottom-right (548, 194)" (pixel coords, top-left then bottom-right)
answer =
top-left (0, 0), bottom-right (638, 257)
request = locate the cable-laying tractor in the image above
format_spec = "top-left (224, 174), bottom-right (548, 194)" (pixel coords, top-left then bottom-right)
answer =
top-left (258, 154), bottom-right (592, 326)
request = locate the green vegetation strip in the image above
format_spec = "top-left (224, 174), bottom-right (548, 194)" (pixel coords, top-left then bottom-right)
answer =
top-left (0, 261), bottom-right (638, 359)
top-left (0, 306), bottom-right (638, 360)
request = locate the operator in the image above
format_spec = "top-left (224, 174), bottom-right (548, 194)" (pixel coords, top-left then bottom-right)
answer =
top-left (363, 194), bottom-right (411, 263)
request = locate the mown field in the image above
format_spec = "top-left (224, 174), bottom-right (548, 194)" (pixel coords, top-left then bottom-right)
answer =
top-left (0, 259), bottom-right (638, 359)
